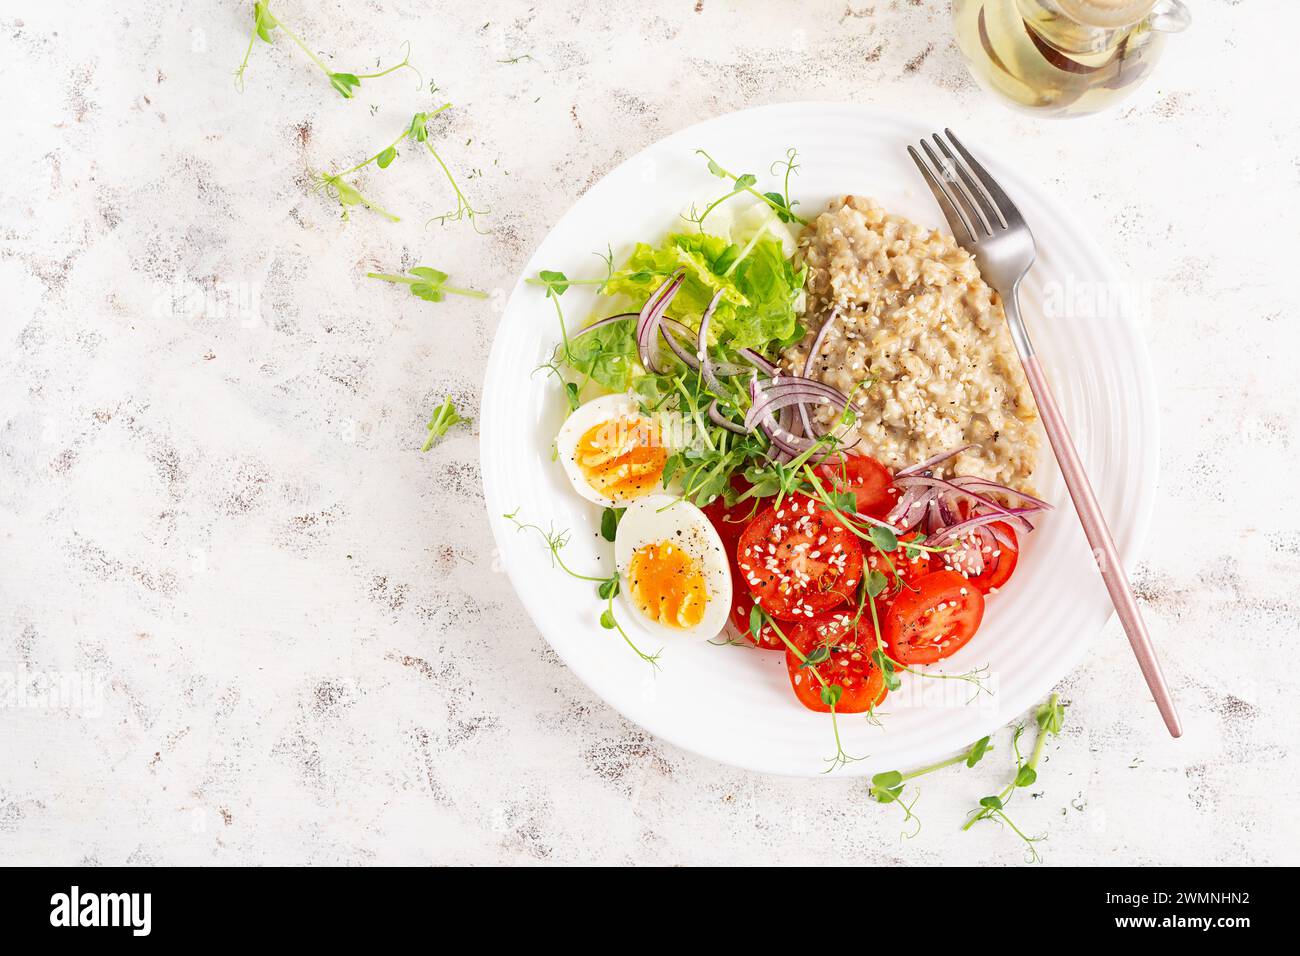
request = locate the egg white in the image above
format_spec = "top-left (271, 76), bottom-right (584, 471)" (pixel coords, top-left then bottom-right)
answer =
top-left (614, 494), bottom-right (733, 641)
top-left (556, 393), bottom-right (671, 508)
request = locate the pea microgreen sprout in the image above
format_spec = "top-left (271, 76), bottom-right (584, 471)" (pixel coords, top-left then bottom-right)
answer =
top-left (682, 172), bottom-right (759, 231)
top-left (599, 507), bottom-right (622, 542)
top-left (422, 397), bottom-right (467, 452)
top-left (869, 735), bottom-right (994, 838)
top-left (367, 267), bottom-right (488, 303)
top-left (525, 262), bottom-right (672, 298)
top-left (862, 570), bottom-right (901, 710)
top-left (234, 2), bottom-right (419, 96)
top-left (537, 270), bottom-right (576, 365)
top-left (594, 245), bottom-right (661, 292)
top-left (315, 105), bottom-right (486, 228)
top-left (311, 172), bottom-right (399, 222)
top-left (504, 510), bottom-right (661, 669)
top-left (310, 115), bottom-right (424, 222)
top-left (532, 361), bottom-right (581, 412)
top-left (707, 632), bottom-right (752, 649)
top-left (355, 42), bottom-right (421, 82)
top-left (408, 111), bottom-right (490, 234)
top-left (758, 608), bottom-right (863, 774)
top-left (766, 148), bottom-right (803, 223)
top-left (597, 594), bottom-right (662, 670)
top-left (425, 150), bottom-right (488, 231)
top-left (338, 106), bottom-right (451, 180)
top-left (963, 693), bottom-right (1066, 863)
top-left (695, 149), bottom-right (809, 226)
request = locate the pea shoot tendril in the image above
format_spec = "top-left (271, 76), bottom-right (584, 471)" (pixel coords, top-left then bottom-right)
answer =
top-left (312, 105), bottom-right (487, 230)
top-left (504, 509), bottom-right (661, 670)
top-left (234, 2), bottom-right (420, 96)
top-left (961, 693), bottom-right (1066, 863)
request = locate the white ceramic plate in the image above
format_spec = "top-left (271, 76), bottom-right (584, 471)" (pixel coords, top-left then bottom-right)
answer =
top-left (481, 102), bottom-right (1158, 777)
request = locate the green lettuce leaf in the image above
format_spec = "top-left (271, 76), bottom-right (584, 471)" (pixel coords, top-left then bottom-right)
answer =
top-left (561, 229), bottom-right (804, 389)
top-left (725, 234), bottom-right (805, 351)
top-left (562, 318), bottom-right (639, 393)
top-left (602, 232), bottom-right (803, 352)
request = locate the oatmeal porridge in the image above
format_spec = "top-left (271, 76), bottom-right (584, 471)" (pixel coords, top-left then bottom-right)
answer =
top-left (783, 195), bottom-right (1040, 488)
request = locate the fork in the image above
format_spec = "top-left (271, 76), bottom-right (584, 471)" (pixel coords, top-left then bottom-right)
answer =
top-left (909, 129), bottom-right (1182, 738)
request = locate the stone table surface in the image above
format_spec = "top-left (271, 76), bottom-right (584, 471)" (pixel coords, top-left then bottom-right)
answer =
top-left (1, 0), bottom-right (1297, 866)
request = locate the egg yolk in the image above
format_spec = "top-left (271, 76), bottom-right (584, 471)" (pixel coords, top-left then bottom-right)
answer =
top-left (575, 417), bottom-right (666, 501)
top-left (627, 541), bottom-right (708, 629)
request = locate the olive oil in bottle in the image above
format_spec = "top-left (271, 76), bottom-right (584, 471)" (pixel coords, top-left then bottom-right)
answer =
top-left (953, 0), bottom-right (1190, 117)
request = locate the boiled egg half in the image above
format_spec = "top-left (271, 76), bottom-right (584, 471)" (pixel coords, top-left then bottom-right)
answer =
top-left (557, 393), bottom-right (671, 508)
top-left (614, 494), bottom-right (732, 640)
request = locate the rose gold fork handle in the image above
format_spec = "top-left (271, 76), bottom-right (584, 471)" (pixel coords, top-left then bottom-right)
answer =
top-left (1022, 354), bottom-right (1182, 737)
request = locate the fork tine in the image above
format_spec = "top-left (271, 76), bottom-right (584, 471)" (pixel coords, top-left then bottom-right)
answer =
top-left (907, 145), bottom-right (976, 246)
top-left (921, 139), bottom-right (990, 239)
top-left (942, 128), bottom-right (1023, 229)
top-left (931, 134), bottom-right (1006, 231)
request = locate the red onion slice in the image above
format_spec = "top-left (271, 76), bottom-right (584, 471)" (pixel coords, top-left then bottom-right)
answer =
top-left (989, 521), bottom-right (1018, 549)
top-left (765, 377), bottom-right (851, 403)
top-left (894, 444), bottom-right (975, 478)
top-left (747, 376), bottom-right (818, 458)
top-left (885, 484), bottom-right (936, 531)
top-left (935, 491), bottom-right (962, 528)
top-left (745, 378), bottom-right (849, 432)
top-left (893, 474), bottom-right (1041, 527)
top-left (925, 498), bottom-right (944, 536)
top-left (737, 348), bottom-right (778, 377)
top-left (708, 399), bottom-right (747, 435)
top-left (928, 507), bottom-right (1041, 546)
top-left (659, 317), bottom-right (700, 371)
top-left (696, 290), bottom-right (725, 394)
top-left (572, 312), bottom-right (639, 339)
top-left (947, 476), bottom-right (1053, 511)
top-left (745, 389), bottom-right (846, 432)
top-left (878, 451), bottom-right (1051, 549)
top-left (635, 272), bottom-right (684, 374)
top-left (799, 308), bottom-right (840, 437)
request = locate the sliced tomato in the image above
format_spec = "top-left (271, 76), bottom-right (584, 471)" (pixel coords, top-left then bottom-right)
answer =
top-left (785, 610), bottom-right (888, 713)
top-left (737, 495), bottom-right (864, 621)
top-left (932, 521), bottom-right (1019, 595)
top-left (883, 570), bottom-right (984, 666)
top-left (702, 477), bottom-right (761, 555)
top-left (707, 480), bottom-right (784, 649)
top-left (815, 454), bottom-right (898, 520)
top-left (728, 587), bottom-right (784, 650)
top-left (867, 530), bottom-right (931, 608)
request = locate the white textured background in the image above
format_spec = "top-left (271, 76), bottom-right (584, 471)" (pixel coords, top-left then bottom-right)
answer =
top-left (1, 0), bottom-right (1297, 865)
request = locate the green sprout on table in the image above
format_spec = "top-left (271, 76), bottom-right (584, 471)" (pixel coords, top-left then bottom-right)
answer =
top-left (963, 693), bottom-right (1067, 863)
top-left (870, 735), bottom-right (994, 839)
top-left (368, 267), bottom-right (487, 304)
top-left (311, 172), bottom-right (399, 222)
top-left (234, 1), bottom-right (419, 96)
top-left (313, 105), bottom-right (488, 228)
top-left (422, 397), bottom-right (468, 452)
